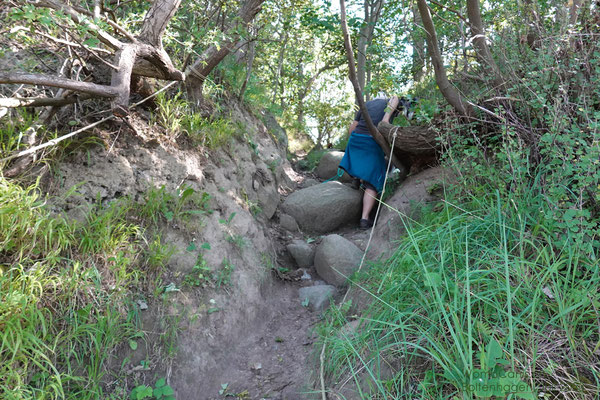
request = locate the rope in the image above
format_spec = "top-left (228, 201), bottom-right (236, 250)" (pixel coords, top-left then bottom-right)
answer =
top-left (321, 167), bottom-right (345, 184)
top-left (319, 125), bottom-right (399, 399)
top-left (0, 81), bottom-right (179, 164)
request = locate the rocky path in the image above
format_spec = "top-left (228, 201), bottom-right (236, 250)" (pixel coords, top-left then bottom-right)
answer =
top-left (198, 155), bottom-right (373, 399)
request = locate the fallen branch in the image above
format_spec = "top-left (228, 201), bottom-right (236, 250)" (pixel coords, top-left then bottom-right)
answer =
top-left (378, 121), bottom-right (439, 155)
top-left (0, 72), bottom-right (117, 98)
top-left (0, 94), bottom-right (92, 108)
top-left (0, 81), bottom-right (177, 164)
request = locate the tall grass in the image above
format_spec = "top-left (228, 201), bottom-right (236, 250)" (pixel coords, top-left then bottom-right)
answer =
top-left (0, 179), bottom-right (181, 399)
top-left (318, 179), bottom-right (600, 399)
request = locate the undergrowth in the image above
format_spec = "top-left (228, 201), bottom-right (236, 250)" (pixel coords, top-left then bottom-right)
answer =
top-left (318, 171), bottom-right (599, 398)
top-left (0, 179), bottom-right (212, 399)
top-left (317, 14), bottom-right (600, 400)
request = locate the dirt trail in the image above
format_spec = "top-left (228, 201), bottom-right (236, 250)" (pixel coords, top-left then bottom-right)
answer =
top-left (202, 280), bottom-right (320, 399)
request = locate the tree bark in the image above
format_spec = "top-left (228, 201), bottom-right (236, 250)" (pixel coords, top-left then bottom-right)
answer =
top-left (16, 0), bottom-right (185, 116)
top-left (416, 0), bottom-right (473, 117)
top-left (139, 0), bottom-right (182, 47)
top-left (378, 121), bottom-right (438, 155)
top-left (412, 2), bottom-right (426, 82)
top-left (569, 0), bottom-right (583, 25)
top-left (186, 0), bottom-right (266, 104)
top-left (340, 0), bottom-right (403, 170)
top-left (466, 0), bottom-right (504, 88)
top-left (0, 95), bottom-right (92, 108)
top-left (0, 72), bottom-right (117, 98)
top-left (357, 0), bottom-right (384, 100)
top-left (239, 38), bottom-right (257, 99)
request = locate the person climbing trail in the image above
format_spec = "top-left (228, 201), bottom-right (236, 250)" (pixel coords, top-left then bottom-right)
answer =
top-left (339, 94), bottom-right (399, 229)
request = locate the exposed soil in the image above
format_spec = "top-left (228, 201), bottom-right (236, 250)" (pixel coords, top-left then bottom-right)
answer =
top-left (39, 98), bottom-right (443, 399)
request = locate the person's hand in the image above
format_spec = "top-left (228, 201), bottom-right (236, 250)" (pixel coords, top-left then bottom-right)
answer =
top-left (388, 95), bottom-right (399, 111)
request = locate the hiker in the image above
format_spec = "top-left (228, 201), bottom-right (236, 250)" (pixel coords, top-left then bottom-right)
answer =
top-left (339, 94), bottom-right (399, 230)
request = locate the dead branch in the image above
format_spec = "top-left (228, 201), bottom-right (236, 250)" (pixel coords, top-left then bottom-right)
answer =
top-left (0, 94), bottom-right (92, 108)
top-left (0, 72), bottom-right (117, 98)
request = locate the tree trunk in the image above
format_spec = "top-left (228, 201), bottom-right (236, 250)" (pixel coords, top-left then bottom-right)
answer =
top-left (416, 0), bottom-right (473, 117)
top-left (272, 31), bottom-right (288, 105)
top-left (239, 38), bottom-right (257, 99)
top-left (186, 0), bottom-right (266, 105)
top-left (378, 121), bottom-right (438, 155)
top-left (296, 61), bottom-right (344, 128)
top-left (569, 0), bottom-right (583, 25)
top-left (339, 0), bottom-right (404, 171)
top-left (466, 0), bottom-right (504, 88)
top-left (9, 0), bottom-right (184, 115)
top-left (412, 3), bottom-right (426, 83)
top-left (357, 0), bottom-right (384, 100)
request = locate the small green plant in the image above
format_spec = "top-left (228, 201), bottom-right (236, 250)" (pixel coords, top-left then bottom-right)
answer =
top-left (153, 91), bottom-right (187, 139)
top-left (183, 253), bottom-right (213, 287)
top-left (182, 114), bottom-right (239, 150)
top-left (266, 158), bottom-right (280, 173)
top-left (215, 258), bottom-right (235, 289)
top-left (218, 211), bottom-right (236, 225)
top-left (130, 378), bottom-right (174, 400)
top-left (225, 233), bottom-right (246, 251)
top-left (145, 235), bottom-right (175, 270)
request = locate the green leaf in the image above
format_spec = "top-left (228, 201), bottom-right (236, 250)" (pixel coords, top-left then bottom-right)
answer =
top-left (129, 340), bottom-right (138, 351)
top-left (83, 37), bottom-right (100, 47)
top-left (155, 378), bottom-right (166, 388)
top-left (485, 338), bottom-right (504, 369)
top-left (423, 272), bottom-right (442, 287)
top-left (186, 242), bottom-right (196, 252)
top-left (302, 297), bottom-right (309, 307)
top-left (201, 242), bottom-right (211, 250)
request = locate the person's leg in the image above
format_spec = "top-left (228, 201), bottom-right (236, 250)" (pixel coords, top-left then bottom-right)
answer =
top-left (361, 188), bottom-right (377, 220)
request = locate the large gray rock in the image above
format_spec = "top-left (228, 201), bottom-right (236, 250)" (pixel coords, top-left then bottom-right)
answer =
top-left (281, 181), bottom-right (362, 233)
top-left (286, 240), bottom-right (314, 268)
top-left (299, 178), bottom-right (319, 188)
top-left (366, 167), bottom-right (454, 260)
top-left (314, 234), bottom-right (363, 287)
top-left (315, 151), bottom-right (353, 183)
top-left (299, 285), bottom-right (336, 312)
top-left (279, 213), bottom-right (299, 232)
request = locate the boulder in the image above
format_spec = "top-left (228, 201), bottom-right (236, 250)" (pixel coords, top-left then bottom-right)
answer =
top-left (315, 151), bottom-right (353, 183)
top-left (281, 181), bottom-right (362, 233)
top-left (299, 178), bottom-right (319, 188)
top-left (366, 167), bottom-right (454, 260)
top-left (279, 213), bottom-right (299, 232)
top-left (299, 285), bottom-right (336, 312)
top-left (286, 240), bottom-right (314, 268)
top-left (314, 234), bottom-right (363, 287)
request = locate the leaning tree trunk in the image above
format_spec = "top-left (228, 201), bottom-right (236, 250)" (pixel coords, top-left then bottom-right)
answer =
top-left (339, 0), bottom-right (404, 171)
top-left (416, 0), bottom-right (473, 117)
top-left (378, 121), bottom-right (440, 173)
top-left (378, 121), bottom-right (439, 155)
top-left (466, 0), bottom-right (504, 89)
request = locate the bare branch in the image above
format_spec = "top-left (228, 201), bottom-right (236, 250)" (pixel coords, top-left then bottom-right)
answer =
top-left (0, 72), bottom-right (117, 98)
top-left (0, 94), bottom-right (92, 108)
